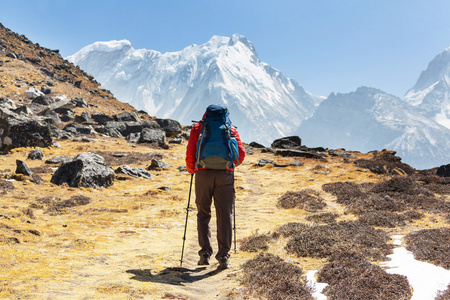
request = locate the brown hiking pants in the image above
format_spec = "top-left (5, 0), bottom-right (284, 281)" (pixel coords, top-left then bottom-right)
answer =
top-left (195, 169), bottom-right (235, 260)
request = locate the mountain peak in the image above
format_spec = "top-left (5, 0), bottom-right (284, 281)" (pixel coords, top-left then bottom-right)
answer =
top-left (68, 34), bottom-right (321, 144)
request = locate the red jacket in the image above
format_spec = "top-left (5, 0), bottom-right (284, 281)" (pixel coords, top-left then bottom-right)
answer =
top-left (185, 122), bottom-right (245, 174)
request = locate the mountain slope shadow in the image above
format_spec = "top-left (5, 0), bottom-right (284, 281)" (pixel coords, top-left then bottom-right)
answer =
top-left (126, 267), bottom-right (224, 285)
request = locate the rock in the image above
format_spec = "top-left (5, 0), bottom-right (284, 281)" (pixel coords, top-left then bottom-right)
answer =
top-left (0, 107), bottom-right (52, 150)
top-left (16, 160), bottom-right (33, 176)
top-left (74, 80), bottom-right (82, 88)
top-left (92, 113), bottom-right (114, 124)
top-left (168, 136), bottom-right (183, 144)
top-left (271, 136), bottom-right (302, 149)
top-left (75, 112), bottom-right (91, 123)
top-left (45, 156), bottom-right (72, 164)
top-left (177, 166), bottom-right (187, 172)
top-left (148, 159), bottom-right (170, 170)
top-left (275, 149), bottom-right (326, 159)
top-left (436, 164), bottom-right (450, 177)
top-left (115, 165), bottom-right (153, 179)
top-left (0, 98), bottom-right (16, 110)
top-left (249, 142), bottom-right (266, 148)
top-left (14, 105), bottom-right (34, 116)
top-left (28, 148), bottom-right (44, 160)
top-left (70, 97), bottom-right (89, 108)
top-left (115, 111), bottom-right (140, 122)
top-left (255, 159), bottom-right (276, 167)
top-left (311, 164), bottom-right (331, 174)
top-left (155, 118), bottom-right (182, 137)
top-left (40, 86), bottom-right (53, 95)
top-left (126, 132), bottom-right (140, 143)
top-left (157, 186), bottom-right (172, 191)
top-left (32, 95), bottom-right (54, 106)
top-left (34, 100), bottom-right (73, 116)
top-left (139, 128), bottom-right (165, 144)
top-left (25, 87), bottom-right (44, 99)
top-left (50, 152), bottom-right (115, 188)
top-left (329, 150), bottom-right (356, 158)
top-left (59, 110), bottom-right (75, 122)
top-left (64, 123), bottom-right (94, 135)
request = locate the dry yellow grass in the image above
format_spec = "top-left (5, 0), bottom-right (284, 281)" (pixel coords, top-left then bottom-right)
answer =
top-left (1, 137), bottom-right (448, 299)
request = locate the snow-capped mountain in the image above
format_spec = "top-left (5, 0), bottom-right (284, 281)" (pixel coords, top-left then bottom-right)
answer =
top-left (298, 87), bottom-right (450, 169)
top-left (404, 47), bottom-right (450, 129)
top-left (67, 35), bottom-right (324, 145)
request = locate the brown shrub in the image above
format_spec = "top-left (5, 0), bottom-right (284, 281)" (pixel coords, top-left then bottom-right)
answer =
top-left (320, 260), bottom-right (412, 300)
top-left (357, 210), bottom-right (424, 228)
top-left (411, 173), bottom-right (450, 195)
top-left (276, 222), bottom-right (310, 238)
top-left (370, 176), bottom-right (433, 196)
top-left (436, 284), bottom-right (450, 300)
top-left (405, 228), bottom-right (450, 269)
top-left (354, 151), bottom-right (415, 175)
top-left (322, 181), bottom-right (365, 205)
top-left (53, 195), bottom-right (91, 209)
top-left (306, 212), bottom-right (338, 224)
top-left (285, 221), bottom-right (391, 261)
top-left (240, 232), bottom-right (272, 252)
top-left (241, 253), bottom-right (313, 300)
top-left (348, 194), bottom-right (407, 215)
top-left (33, 195), bottom-right (91, 214)
top-left (277, 190), bottom-right (326, 212)
top-left (30, 166), bottom-right (53, 174)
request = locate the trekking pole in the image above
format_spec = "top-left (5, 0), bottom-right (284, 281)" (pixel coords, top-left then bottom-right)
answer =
top-left (233, 199), bottom-right (237, 254)
top-left (180, 173), bottom-right (194, 267)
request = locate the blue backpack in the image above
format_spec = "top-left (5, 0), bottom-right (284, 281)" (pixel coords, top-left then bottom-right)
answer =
top-left (196, 105), bottom-right (240, 170)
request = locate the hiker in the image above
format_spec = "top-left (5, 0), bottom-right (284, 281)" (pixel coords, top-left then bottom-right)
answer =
top-left (185, 104), bottom-right (245, 269)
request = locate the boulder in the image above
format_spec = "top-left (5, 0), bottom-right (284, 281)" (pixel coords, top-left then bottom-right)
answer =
top-left (0, 107), bottom-right (52, 150)
top-left (63, 123), bottom-right (94, 135)
top-left (70, 97), bottom-right (89, 108)
top-left (25, 87), bottom-right (44, 99)
top-left (148, 159), bottom-right (170, 170)
top-left (155, 118), bottom-right (182, 137)
top-left (28, 148), bottom-right (44, 160)
top-left (249, 142), bottom-right (266, 148)
top-left (16, 160), bottom-right (33, 176)
top-left (45, 156), bottom-right (73, 164)
top-left (92, 113), bottom-right (114, 125)
top-left (115, 111), bottom-right (140, 122)
top-left (275, 149), bottom-right (325, 159)
top-left (75, 112), bottom-right (92, 123)
top-left (32, 95), bottom-right (54, 106)
top-left (271, 136), bottom-right (302, 149)
top-left (50, 152), bottom-right (115, 188)
top-left (14, 105), bottom-right (34, 116)
top-left (139, 128), bottom-right (165, 144)
top-left (0, 98), bottom-right (16, 110)
top-left (436, 164), bottom-right (450, 177)
top-left (115, 165), bottom-right (153, 179)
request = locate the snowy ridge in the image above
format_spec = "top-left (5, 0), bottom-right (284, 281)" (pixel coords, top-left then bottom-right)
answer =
top-left (67, 34), bottom-right (323, 145)
top-left (298, 87), bottom-right (450, 169)
top-left (404, 48), bottom-right (450, 130)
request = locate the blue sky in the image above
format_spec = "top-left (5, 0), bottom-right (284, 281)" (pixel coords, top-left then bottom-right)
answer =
top-left (1, 0), bottom-right (450, 97)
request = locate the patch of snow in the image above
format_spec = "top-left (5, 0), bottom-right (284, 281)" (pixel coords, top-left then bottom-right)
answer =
top-left (306, 270), bottom-right (328, 300)
top-left (381, 236), bottom-right (450, 300)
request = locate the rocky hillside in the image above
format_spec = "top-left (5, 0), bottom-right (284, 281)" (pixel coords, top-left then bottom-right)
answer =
top-left (1, 24), bottom-right (450, 299)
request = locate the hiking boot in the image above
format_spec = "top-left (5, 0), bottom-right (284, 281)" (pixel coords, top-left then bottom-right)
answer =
top-left (218, 256), bottom-right (230, 269)
top-left (198, 252), bottom-right (210, 265)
